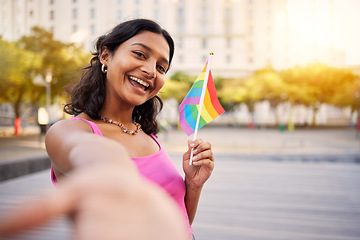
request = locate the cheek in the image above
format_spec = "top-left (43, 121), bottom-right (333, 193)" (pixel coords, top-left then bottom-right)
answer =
top-left (158, 78), bottom-right (166, 89)
top-left (155, 77), bottom-right (165, 93)
top-left (148, 77), bottom-right (165, 99)
top-left (108, 57), bottom-right (129, 78)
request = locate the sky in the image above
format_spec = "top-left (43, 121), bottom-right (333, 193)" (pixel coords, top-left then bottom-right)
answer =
top-left (333, 0), bottom-right (360, 65)
top-left (287, 0), bottom-right (360, 65)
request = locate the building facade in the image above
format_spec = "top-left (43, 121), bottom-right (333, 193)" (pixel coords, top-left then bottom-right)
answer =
top-left (0, 0), bottom-right (346, 78)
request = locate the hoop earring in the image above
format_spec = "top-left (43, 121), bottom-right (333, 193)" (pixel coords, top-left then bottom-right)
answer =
top-left (101, 64), bottom-right (107, 73)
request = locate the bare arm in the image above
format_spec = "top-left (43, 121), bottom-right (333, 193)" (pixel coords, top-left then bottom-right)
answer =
top-left (184, 179), bottom-right (204, 225)
top-left (45, 119), bottom-right (137, 177)
top-left (0, 120), bottom-right (189, 240)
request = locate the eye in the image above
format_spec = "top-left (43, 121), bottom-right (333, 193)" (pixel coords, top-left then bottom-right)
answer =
top-left (157, 65), bottom-right (167, 73)
top-left (133, 51), bottom-right (146, 59)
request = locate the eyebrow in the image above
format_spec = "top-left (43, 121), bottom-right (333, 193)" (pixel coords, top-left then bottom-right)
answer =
top-left (131, 43), bottom-right (169, 66)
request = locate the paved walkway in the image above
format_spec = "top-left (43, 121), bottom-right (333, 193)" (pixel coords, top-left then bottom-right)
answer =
top-left (158, 127), bottom-right (360, 157)
top-left (1, 127), bottom-right (359, 162)
top-left (1, 127), bottom-right (360, 239)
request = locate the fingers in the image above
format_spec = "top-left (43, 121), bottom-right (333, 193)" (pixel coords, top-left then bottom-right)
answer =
top-left (188, 138), bottom-right (206, 149)
top-left (192, 153), bottom-right (214, 168)
top-left (189, 139), bottom-right (214, 166)
top-left (0, 186), bottom-right (78, 237)
top-left (191, 140), bottom-right (211, 155)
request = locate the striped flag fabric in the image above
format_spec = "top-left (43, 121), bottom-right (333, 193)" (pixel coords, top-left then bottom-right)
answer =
top-left (178, 61), bottom-right (225, 136)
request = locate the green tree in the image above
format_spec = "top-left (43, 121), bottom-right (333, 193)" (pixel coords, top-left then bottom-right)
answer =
top-left (330, 72), bottom-right (360, 126)
top-left (159, 71), bottom-right (195, 103)
top-left (170, 71), bottom-right (194, 85)
top-left (218, 77), bottom-right (258, 127)
top-left (281, 63), bottom-right (358, 126)
top-left (251, 67), bottom-right (287, 125)
top-left (0, 27), bottom-right (89, 134)
top-left (159, 78), bottom-right (191, 103)
top-left (17, 27), bottom-right (89, 104)
top-left (0, 38), bottom-right (41, 117)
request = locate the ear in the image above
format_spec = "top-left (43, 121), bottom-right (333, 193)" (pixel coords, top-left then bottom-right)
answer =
top-left (99, 47), bottom-right (110, 65)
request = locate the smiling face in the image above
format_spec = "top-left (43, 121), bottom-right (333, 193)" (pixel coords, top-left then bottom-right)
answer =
top-left (100, 31), bottom-right (170, 109)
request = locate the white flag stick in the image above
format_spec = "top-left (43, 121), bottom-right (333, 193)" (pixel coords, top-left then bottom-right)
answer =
top-left (189, 53), bottom-right (214, 165)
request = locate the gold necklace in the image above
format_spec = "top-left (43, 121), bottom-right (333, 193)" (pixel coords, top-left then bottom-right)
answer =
top-left (99, 115), bottom-right (142, 135)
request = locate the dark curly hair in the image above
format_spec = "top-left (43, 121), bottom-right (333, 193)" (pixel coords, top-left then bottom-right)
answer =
top-left (64, 19), bottom-right (175, 135)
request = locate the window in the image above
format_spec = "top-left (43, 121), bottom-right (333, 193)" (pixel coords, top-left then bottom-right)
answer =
top-left (201, 7), bottom-right (207, 19)
top-left (178, 55), bottom-right (184, 64)
top-left (202, 55), bottom-right (207, 63)
top-left (201, 23), bottom-right (208, 34)
top-left (177, 38), bottom-right (183, 49)
top-left (178, 7), bottom-right (184, 19)
top-left (225, 23), bottom-right (230, 34)
top-left (248, 42), bottom-right (253, 51)
top-left (248, 25), bottom-right (253, 35)
top-left (202, 39), bottom-right (207, 49)
top-left (49, 0), bottom-right (54, 5)
top-left (72, 8), bottom-right (77, 19)
top-left (248, 9), bottom-right (253, 19)
top-left (226, 38), bottom-right (231, 48)
top-left (117, 10), bottom-right (122, 19)
top-left (224, 7), bottom-right (231, 19)
top-left (153, 9), bottom-right (159, 20)
top-left (134, 9), bottom-right (140, 18)
top-left (50, 10), bottom-right (54, 20)
top-left (90, 8), bottom-right (95, 18)
top-left (90, 24), bottom-right (95, 35)
top-left (177, 22), bottom-right (184, 34)
top-left (73, 24), bottom-right (77, 33)
top-left (226, 55), bottom-right (232, 64)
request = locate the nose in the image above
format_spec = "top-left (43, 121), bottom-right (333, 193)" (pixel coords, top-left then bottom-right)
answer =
top-left (141, 60), bottom-right (156, 79)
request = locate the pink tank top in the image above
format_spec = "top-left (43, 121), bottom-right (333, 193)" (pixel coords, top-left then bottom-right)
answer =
top-left (50, 117), bottom-right (192, 233)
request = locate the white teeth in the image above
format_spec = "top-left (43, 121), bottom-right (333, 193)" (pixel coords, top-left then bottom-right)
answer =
top-left (129, 76), bottom-right (150, 88)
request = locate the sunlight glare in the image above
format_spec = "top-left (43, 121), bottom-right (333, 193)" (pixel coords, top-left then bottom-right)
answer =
top-left (286, 0), bottom-right (333, 47)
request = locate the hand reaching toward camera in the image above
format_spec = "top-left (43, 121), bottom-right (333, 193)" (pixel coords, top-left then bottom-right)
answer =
top-left (0, 161), bottom-right (188, 240)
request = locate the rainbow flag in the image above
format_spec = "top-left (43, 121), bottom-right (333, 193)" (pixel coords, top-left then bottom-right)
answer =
top-left (178, 61), bottom-right (225, 136)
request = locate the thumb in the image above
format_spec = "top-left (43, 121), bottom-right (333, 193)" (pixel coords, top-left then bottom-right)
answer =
top-left (187, 140), bottom-right (196, 152)
top-left (183, 140), bottom-right (193, 159)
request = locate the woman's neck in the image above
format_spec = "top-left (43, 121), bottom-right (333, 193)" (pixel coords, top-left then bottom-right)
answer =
top-left (100, 99), bottom-right (135, 125)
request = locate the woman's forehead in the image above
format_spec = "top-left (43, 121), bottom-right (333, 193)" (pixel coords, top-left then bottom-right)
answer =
top-left (124, 31), bottom-right (170, 59)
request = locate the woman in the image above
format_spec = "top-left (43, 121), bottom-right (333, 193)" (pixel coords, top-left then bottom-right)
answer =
top-left (1, 19), bottom-right (214, 240)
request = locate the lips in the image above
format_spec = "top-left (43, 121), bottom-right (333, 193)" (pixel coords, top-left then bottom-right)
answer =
top-left (128, 75), bottom-right (151, 91)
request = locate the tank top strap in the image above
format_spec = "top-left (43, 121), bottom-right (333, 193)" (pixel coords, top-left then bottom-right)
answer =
top-left (149, 133), bottom-right (162, 150)
top-left (69, 117), bottom-right (103, 136)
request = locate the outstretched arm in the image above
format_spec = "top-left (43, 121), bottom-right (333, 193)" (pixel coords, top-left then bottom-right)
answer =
top-left (45, 119), bottom-right (138, 177)
top-left (0, 120), bottom-right (189, 240)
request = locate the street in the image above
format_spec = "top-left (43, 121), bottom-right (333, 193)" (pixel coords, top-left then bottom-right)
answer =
top-left (0, 127), bottom-right (360, 239)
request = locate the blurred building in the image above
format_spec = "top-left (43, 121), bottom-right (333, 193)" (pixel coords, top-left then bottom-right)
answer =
top-left (0, 0), bottom-right (346, 78)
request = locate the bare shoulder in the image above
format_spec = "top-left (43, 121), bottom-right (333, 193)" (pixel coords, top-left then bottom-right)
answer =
top-left (48, 118), bottom-right (93, 134)
top-left (45, 117), bottom-right (96, 174)
top-left (45, 118), bottom-right (93, 144)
